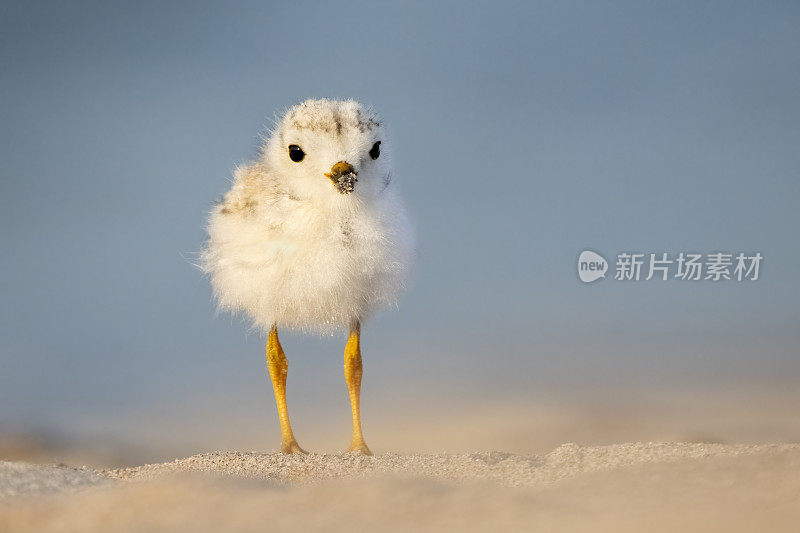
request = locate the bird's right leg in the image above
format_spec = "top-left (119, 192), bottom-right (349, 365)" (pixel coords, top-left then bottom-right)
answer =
top-left (266, 326), bottom-right (306, 454)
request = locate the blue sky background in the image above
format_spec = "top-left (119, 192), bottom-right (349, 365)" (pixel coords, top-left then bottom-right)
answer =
top-left (1, 1), bottom-right (798, 452)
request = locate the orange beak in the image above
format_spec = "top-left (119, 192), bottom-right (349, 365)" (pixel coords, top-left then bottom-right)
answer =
top-left (324, 161), bottom-right (358, 194)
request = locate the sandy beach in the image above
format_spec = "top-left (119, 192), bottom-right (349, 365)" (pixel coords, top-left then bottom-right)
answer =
top-left (3, 391), bottom-right (800, 531)
top-left (2, 442), bottom-right (799, 532)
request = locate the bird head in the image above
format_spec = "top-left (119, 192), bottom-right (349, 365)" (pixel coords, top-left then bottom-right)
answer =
top-left (263, 99), bottom-right (391, 204)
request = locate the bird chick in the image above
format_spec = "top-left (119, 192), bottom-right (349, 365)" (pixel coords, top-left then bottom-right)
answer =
top-left (202, 99), bottom-right (414, 454)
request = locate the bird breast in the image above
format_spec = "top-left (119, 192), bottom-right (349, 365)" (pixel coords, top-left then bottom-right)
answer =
top-left (204, 186), bottom-right (412, 332)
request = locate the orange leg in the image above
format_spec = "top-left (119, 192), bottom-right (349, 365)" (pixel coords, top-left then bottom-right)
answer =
top-left (344, 321), bottom-right (372, 454)
top-left (266, 326), bottom-right (306, 454)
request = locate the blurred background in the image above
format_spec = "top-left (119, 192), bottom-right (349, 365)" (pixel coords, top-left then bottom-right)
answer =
top-left (1, 1), bottom-right (798, 467)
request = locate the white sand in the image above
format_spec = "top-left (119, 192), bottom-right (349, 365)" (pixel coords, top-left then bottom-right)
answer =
top-left (2, 442), bottom-right (800, 532)
top-left (0, 462), bottom-right (107, 498)
top-left (104, 442), bottom-right (797, 486)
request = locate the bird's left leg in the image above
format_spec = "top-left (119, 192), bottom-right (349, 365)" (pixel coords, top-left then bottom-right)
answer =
top-left (344, 320), bottom-right (372, 455)
top-left (266, 326), bottom-right (306, 454)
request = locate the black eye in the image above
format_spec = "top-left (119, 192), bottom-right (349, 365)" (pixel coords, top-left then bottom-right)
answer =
top-left (369, 141), bottom-right (381, 160)
top-left (288, 145), bottom-right (305, 162)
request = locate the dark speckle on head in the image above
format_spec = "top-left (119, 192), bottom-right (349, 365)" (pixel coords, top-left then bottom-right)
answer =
top-left (355, 109), bottom-right (381, 132)
top-left (286, 101), bottom-right (381, 134)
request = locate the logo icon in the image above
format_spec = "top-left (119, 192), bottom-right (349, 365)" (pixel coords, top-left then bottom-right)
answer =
top-left (578, 250), bottom-right (608, 283)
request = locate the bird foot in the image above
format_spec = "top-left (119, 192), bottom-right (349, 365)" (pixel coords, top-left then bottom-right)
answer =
top-left (280, 439), bottom-right (307, 454)
top-left (348, 439), bottom-right (373, 455)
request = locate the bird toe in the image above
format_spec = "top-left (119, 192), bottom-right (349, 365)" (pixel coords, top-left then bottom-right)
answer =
top-left (281, 440), bottom-right (308, 454)
top-left (348, 440), bottom-right (373, 455)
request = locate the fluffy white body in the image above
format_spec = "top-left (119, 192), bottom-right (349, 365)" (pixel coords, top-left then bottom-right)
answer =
top-left (202, 99), bottom-right (414, 333)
